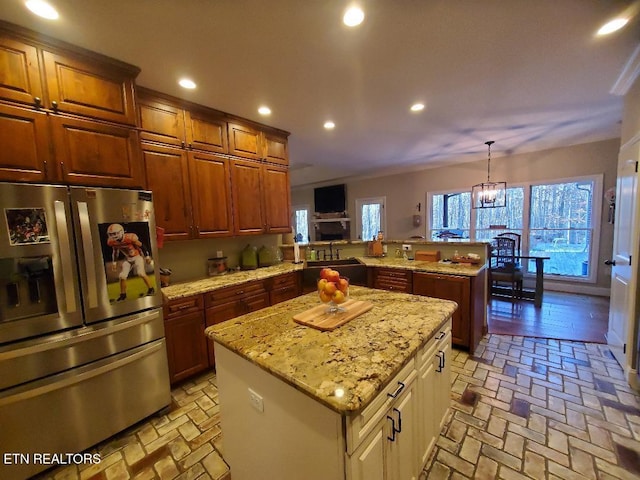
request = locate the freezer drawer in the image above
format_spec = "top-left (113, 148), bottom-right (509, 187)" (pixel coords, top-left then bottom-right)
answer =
top-left (0, 308), bottom-right (165, 391)
top-left (0, 338), bottom-right (171, 480)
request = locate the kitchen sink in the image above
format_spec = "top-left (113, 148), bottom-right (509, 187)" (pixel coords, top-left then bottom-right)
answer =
top-left (302, 258), bottom-right (367, 290)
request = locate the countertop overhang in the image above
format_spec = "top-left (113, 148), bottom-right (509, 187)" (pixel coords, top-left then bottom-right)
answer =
top-left (206, 286), bottom-right (457, 414)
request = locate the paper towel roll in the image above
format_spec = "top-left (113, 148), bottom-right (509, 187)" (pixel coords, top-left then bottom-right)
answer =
top-left (294, 243), bottom-right (300, 263)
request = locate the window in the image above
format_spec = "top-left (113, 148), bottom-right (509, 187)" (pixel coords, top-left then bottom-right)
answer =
top-left (356, 197), bottom-right (386, 241)
top-left (429, 191), bottom-right (470, 239)
top-left (292, 205), bottom-right (310, 243)
top-left (427, 175), bottom-right (602, 281)
top-left (528, 180), bottom-right (597, 277)
top-left (475, 187), bottom-right (525, 242)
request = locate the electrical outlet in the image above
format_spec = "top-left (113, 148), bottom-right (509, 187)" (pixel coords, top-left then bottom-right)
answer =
top-left (402, 244), bottom-right (411, 251)
top-left (248, 388), bottom-right (264, 412)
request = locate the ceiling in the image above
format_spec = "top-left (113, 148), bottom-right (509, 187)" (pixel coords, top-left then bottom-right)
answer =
top-left (1, 0), bottom-right (639, 187)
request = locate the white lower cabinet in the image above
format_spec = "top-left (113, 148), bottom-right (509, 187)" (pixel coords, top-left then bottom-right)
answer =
top-left (346, 378), bottom-right (418, 480)
top-left (417, 320), bottom-right (452, 467)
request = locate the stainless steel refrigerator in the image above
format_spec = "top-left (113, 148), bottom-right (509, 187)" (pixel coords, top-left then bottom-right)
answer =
top-left (0, 183), bottom-right (171, 480)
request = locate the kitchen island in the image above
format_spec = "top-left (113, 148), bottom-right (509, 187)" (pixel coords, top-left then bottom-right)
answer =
top-left (206, 286), bottom-right (457, 480)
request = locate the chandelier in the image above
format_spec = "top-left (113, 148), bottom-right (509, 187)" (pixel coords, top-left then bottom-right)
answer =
top-left (471, 141), bottom-right (506, 209)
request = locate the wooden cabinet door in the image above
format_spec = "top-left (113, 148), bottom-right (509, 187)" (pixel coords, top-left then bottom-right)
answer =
top-left (188, 151), bottom-right (234, 238)
top-left (50, 115), bottom-right (144, 188)
top-left (185, 110), bottom-right (228, 153)
top-left (142, 143), bottom-right (193, 241)
top-left (262, 164), bottom-right (291, 233)
top-left (41, 50), bottom-right (138, 125)
top-left (137, 93), bottom-right (186, 147)
top-left (263, 131), bottom-right (289, 165)
top-left (0, 34), bottom-right (44, 107)
top-left (164, 310), bottom-right (209, 384)
top-left (0, 103), bottom-right (56, 182)
top-left (228, 122), bottom-right (262, 160)
top-left (231, 158), bottom-right (265, 234)
top-left (413, 273), bottom-right (470, 347)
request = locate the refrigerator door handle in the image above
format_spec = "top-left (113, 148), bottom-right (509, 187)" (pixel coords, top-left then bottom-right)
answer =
top-left (54, 200), bottom-right (77, 313)
top-left (77, 201), bottom-right (99, 309)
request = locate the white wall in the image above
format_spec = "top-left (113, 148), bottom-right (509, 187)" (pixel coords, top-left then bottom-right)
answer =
top-left (292, 139), bottom-right (619, 292)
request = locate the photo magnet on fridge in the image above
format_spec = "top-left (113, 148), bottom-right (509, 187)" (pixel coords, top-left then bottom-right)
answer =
top-left (98, 221), bottom-right (157, 303)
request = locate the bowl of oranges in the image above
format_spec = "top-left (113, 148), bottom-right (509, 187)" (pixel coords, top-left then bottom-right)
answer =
top-left (317, 267), bottom-right (349, 313)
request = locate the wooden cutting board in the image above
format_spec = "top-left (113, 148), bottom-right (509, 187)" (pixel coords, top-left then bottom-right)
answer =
top-left (293, 299), bottom-right (374, 331)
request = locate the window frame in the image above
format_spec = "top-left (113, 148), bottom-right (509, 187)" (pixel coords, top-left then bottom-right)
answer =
top-left (355, 196), bottom-right (387, 241)
top-left (291, 204), bottom-right (311, 244)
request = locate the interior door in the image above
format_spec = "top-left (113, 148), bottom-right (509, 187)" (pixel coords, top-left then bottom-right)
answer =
top-left (606, 141), bottom-right (638, 368)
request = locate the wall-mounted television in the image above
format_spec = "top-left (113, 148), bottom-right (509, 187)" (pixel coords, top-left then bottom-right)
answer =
top-left (314, 184), bottom-right (346, 213)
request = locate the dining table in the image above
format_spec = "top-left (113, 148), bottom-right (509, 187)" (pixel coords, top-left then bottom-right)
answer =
top-left (491, 254), bottom-right (550, 307)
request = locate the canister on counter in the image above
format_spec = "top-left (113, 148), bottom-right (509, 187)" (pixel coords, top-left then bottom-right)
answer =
top-left (208, 257), bottom-right (228, 276)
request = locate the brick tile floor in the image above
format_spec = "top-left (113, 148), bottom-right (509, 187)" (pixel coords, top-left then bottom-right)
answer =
top-left (37, 334), bottom-right (640, 480)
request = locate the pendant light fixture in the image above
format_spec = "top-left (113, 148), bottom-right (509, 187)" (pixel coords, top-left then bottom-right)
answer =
top-left (472, 141), bottom-right (507, 209)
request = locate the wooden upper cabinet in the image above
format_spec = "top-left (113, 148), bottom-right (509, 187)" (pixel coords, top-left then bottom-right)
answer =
top-left (41, 50), bottom-right (138, 125)
top-left (0, 34), bottom-right (44, 107)
top-left (142, 143), bottom-right (193, 241)
top-left (263, 164), bottom-right (291, 233)
top-left (228, 122), bottom-right (262, 160)
top-left (0, 103), bottom-right (56, 182)
top-left (185, 110), bottom-right (228, 153)
top-left (50, 115), bottom-right (144, 188)
top-left (188, 151), bottom-right (234, 238)
top-left (263, 131), bottom-right (289, 166)
top-left (137, 92), bottom-right (186, 147)
top-left (231, 158), bottom-right (265, 235)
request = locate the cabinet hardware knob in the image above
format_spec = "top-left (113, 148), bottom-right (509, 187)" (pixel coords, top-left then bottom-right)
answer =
top-left (436, 332), bottom-right (445, 340)
top-left (34, 97), bottom-right (42, 108)
top-left (51, 100), bottom-right (58, 112)
top-left (43, 160), bottom-right (48, 176)
top-left (387, 381), bottom-right (405, 399)
top-left (181, 141), bottom-right (185, 149)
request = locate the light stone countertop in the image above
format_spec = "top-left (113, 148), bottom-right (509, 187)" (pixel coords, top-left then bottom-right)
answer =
top-left (205, 286), bottom-right (457, 414)
top-left (162, 257), bottom-right (485, 302)
top-left (355, 256), bottom-right (486, 276)
top-left (162, 263), bottom-right (304, 301)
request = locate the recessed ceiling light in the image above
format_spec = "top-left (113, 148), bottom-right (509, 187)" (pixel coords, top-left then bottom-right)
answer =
top-left (343, 6), bottom-right (365, 27)
top-left (258, 106), bottom-right (271, 116)
top-left (324, 121), bottom-right (335, 130)
top-left (597, 17), bottom-right (629, 35)
top-left (410, 103), bottom-right (425, 112)
top-left (25, 0), bottom-right (59, 20)
top-left (178, 78), bottom-right (196, 89)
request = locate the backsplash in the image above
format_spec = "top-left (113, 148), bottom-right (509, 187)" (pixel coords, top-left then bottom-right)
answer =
top-left (157, 235), bottom-right (282, 283)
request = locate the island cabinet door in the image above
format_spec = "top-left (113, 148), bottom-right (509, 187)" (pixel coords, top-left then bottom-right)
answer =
top-left (346, 379), bottom-right (418, 480)
top-left (417, 336), bottom-right (438, 467)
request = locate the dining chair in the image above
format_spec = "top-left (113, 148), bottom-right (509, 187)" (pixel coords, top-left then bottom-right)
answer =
top-left (495, 232), bottom-right (522, 260)
top-left (489, 236), bottom-right (523, 300)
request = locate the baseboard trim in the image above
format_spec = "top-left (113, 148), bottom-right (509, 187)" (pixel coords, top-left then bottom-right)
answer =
top-left (533, 281), bottom-right (610, 297)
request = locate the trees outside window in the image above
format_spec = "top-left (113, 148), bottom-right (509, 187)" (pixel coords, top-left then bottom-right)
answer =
top-left (356, 197), bottom-right (386, 241)
top-left (428, 175), bottom-right (601, 280)
top-left (292, 205), bottom-right (310, 243)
